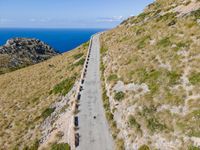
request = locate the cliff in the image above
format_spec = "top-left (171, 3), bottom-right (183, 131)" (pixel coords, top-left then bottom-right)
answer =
top-left (0, 38), bottom-right (58, 74)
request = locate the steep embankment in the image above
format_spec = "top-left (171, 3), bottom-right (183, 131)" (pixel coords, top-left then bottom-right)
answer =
top-left (0, 38), bottom-right (58, 74)
top-left (101, 0), bottom-right (200, 149)
top-left (0, 42), bottom-right (88, 150)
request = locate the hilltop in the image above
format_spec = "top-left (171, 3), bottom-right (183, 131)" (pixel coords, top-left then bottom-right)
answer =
top-left (0, 38), bottom-right (58, 74)
top-left (100, 0), bottom-right (200, 149)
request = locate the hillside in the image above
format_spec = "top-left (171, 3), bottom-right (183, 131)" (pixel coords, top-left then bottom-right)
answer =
top-left (0, 42), bottom-right (88, 150)
top-left (100, 0), bottom-right (200, 149)
top-left (0, 38), bottom-right (58, 74)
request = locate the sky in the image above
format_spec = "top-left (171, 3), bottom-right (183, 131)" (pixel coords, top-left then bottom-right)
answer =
top-left (0, 0), bottom-right (154, 28)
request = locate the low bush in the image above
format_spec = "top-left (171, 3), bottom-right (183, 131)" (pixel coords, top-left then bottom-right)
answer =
top-left (73, 58), bottom-right (85, 66)
top-left (114, 92), bottom-right (125, 101)
top-left (100, 45), bottom-right (108, 55)
top-left (147, 117), bottom-right (166, 132)
top-left (42, 107), bottom-right (56, 119)
top-left (157, 37), bottom-right (171, 48)
top-left (51, 143), bottom-right (70, 150)
top-left (191, 9), bottom-right (200, 20)
top-left (51, 76), bottom-right (76, 96)
top-left (138, 145), bottom-right (150, 150)
top-left (116, 138), bottom-right (125, 150)
top-left (73, 53), bottom-right (84, 60)
top-left (128, 115), bottom-right (141, 130)
top-left (108, 74), bottom-right (118, 81)
top-left (189, 73), bottom-right (200, 85)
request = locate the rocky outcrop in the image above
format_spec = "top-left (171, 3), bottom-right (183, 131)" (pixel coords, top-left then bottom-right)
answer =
top-left (0, 38), bottom-right (58, 74)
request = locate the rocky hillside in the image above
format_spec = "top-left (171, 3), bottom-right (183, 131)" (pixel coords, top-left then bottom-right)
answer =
top-left (100, 0), bottom-right (200, 149)
top-left (0, 38), bottom-right (58, 74)
top-left (0, 42), bottom-right (88, 150)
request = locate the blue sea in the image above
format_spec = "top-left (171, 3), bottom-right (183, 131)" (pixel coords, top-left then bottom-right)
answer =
top-left (0, 28), bottom-right (105, 53)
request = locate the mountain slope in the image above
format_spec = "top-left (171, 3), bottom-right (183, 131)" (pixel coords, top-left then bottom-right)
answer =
top-left (0, 38), bottom-right (58, 74)
top-left (100, 0), bottom-right (200, 149)
top-left (0, 42), bottom-right (88, 150)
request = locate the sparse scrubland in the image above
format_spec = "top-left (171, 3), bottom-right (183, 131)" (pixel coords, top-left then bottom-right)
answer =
top-left (0, 42), bottom-right (88, 149)
top-left (100, 0), bottom-right (200, 149)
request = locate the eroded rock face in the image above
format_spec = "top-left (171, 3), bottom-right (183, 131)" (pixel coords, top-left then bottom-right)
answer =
top-left (0, 38), bottom-right (58, 73)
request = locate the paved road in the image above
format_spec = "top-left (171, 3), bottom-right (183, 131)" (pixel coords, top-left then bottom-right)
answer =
top-left (77, 34), bottom-right (114, 150)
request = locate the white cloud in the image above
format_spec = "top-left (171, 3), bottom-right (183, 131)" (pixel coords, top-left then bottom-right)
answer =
top-left (96, 16), bottom-right (125, 23)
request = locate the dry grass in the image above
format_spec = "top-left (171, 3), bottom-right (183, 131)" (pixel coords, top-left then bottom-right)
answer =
top-left (100, 0), bottom-right (200, 149)
top-left (0, 43), bottom-right (88, 149)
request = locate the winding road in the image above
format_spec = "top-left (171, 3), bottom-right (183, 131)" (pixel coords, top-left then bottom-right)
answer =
top-left (76, 34), bottom-right (114, 150)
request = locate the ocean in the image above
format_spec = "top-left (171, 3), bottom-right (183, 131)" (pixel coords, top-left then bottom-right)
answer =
top-left (0, 28), bottom-right (105, 53)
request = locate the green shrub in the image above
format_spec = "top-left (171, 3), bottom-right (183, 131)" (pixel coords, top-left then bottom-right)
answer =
top-left (138, 145), bottom-right (150, 150)
top-left (188, 145), bottom-right (200, 150)
top-left (167, 71), bottom-right (181, 85)
top-left (21, 139), bottom-right (39, 150)
top-left (191, 9), bottom-right (200, 20)
top-left (157, 37), bottom-right (171, 47)
top-left (29, 140), bottom-right (39, 150)
top-left (108, 74), bottom-right (118, 81)
top-left (141, 106), bottom-right (157, 117)
top-left (51, 143), bottom-right (70, 150)
top-left (137, 35), bottom-right (151, 49)
top-left (147, 117), bottom-right (166, 132)
top-left (101, 45), bottom-right (108, 55)
top-left (51, 76), bottom-right (76, 96)
top-left (82, 42), bottom-right (89, 48)
top-left (106, 111), bottom-right (114, 121)
top-left (114, 92), bottom-right (125, 101)
top-left (157, 12), bottom-right (177, 22)
top-left (42, 107), bottom-right (55, 119)
top-left (116, 138), bottom-right (125, 150)
top-left (74, 58), bottom-right (85, 66)
top-left (189, 73), bottom-right (200, 85)
top-left (73, 53), bottom-right (84, 59)
top-left (128, 115), bottom-right (141, 130)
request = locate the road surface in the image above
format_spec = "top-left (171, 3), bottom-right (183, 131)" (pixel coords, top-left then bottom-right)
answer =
top-left (77, 34), bottom-right (114, 150)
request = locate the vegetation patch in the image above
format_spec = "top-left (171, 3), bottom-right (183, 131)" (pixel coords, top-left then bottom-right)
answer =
top-left (100, 53), bottom-right (124, 148)
top-left (188, 145), bottom-right (200, 150)
top-left (50, 76), bottom-right (76, 96)
top-left (157, 12), bottom-right (177, 22)
top-left (116, 138), bottom-right (125, 150)
top-left (157, 37), bottom-right (172, 48)
top-left (147, 117), bottom-right (166, 132)
top-left (73, 53), bottom-right (84, 60)
top-left (128, 115), bottom-right (141, 130)
top-left (107, 74), bottom-right (118, 81)
top-left (73, 58), bottom-right (85, 66)
top-left (100, 45), bottom-right (108, 55)
top-left (42, 107), bottom-right (56, 119)
top-left (191, 9), bottom-right (200, 20)
top-left (189, 72), bottom-right (200, 85)
top-left (51, 143), bottom-right (70, 150)
top-left (167, 71), bottom-right (181, 85)
top-left (137, 35), bottom-right (151, 49)
top-left (114, 92), bottom-right (125, 101)
top-left (82, 41), bottom-right (89, 48)
top-left (21, 139), bottom-right (39, 150)
top-left (138, 145), bottom-right (150, 150)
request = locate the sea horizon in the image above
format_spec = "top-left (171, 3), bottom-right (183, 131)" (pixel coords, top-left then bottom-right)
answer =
top-left (0, 28), bottom-right (107, 53)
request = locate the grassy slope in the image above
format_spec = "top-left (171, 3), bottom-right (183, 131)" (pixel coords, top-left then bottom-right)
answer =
top-left (0, 43), bottom-right (88, 149)
top-left (101, 0), bottom-right (200, 149)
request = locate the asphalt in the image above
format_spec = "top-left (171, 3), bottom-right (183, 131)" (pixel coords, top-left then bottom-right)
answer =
top-left (76, 34), bottom-right (114, 150)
